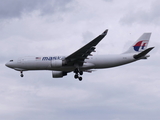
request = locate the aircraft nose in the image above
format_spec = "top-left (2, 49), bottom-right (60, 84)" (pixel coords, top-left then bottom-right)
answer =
top-left (5, 62), bottom-right (10, 67)
top-left (5, 62), bottom-right (13, 68)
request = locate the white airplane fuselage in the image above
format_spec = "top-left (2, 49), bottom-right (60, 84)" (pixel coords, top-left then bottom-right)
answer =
top-left (6, 54), bottom-right (137, 72)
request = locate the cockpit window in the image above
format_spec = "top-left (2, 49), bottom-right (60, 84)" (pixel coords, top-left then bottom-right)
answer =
top-left (10, 60), bottom-right (13, 62)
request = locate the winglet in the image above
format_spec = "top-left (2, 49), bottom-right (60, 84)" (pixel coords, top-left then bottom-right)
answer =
top-left (101, 29), bottom-right (108, 36)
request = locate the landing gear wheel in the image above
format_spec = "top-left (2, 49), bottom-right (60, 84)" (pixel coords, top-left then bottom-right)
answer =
top-left (20, 74), bottom-right (24, 77)
top-left (20, 71), bottom-right (24, 77)
top-left (79, 71), bottom-right (83, 75)
top-left (74, 74), bottom-right (78, 79)
top-left (79, 77), bottom-right (82, 81)
top-left (74, 68), bottom-right (79, 74)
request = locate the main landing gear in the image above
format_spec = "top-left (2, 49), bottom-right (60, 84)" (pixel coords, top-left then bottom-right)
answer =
top-left (20, 71), bottom-right (24, 77)
top-left (74, 68), bottom-right (83, 81)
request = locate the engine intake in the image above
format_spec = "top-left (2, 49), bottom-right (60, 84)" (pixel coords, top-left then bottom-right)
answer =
top-left (52, 71), bottom-right (67, 78)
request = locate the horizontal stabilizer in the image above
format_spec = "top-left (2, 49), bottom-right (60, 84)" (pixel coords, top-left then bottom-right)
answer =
top-left (133, 47), bottom-right (154, 59)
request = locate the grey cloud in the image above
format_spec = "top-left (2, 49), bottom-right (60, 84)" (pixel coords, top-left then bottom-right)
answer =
top-left (40, 0), bottom-right (74, 16)
top-left (103, 0), bottom-right (113, 2)
top-left (0, 0), bottom-right (73, 19)
top-left (1, 0), bottom-right (160, 120)
top-left (82, 31), bottom-right (94, 43)
top-left (120, 0), bottom-right (160, 25)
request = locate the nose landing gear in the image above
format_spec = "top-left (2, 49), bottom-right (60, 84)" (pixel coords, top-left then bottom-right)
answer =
top-left (20, 71), bottom-right (24, 77)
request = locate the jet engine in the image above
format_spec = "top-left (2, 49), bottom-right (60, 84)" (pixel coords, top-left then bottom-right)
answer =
top-left (52, 71), bottom-right (67, 78)
top-left (51, 60), bottom-right (63, 67)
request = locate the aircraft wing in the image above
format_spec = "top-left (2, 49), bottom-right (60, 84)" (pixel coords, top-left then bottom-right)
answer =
top-left (64, 29), bottom-right (108, 66)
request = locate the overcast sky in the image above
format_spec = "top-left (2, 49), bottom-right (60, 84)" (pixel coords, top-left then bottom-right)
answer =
top-left (0, 0), bottom-right (160, 120)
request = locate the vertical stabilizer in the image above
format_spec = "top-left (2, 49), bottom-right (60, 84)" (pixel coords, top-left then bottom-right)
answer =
top-left (124, 33), bottom-right (151, 53)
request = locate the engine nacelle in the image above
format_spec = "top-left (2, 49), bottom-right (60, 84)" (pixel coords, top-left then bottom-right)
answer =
top-left (51, 60), bottom-right (63, 67)
top-left (52, 71), bottom-right (67, 78)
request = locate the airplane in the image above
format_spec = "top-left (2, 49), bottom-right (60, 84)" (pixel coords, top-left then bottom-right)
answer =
top-left (5, 29), bottom-right (154, 81)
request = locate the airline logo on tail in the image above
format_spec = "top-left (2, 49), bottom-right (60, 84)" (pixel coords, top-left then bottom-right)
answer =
top-left (133, 40), bottom-right (148, 52)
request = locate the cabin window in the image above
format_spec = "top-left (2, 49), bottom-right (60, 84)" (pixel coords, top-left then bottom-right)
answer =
top-left (10, 60), bottom-right (13, 62)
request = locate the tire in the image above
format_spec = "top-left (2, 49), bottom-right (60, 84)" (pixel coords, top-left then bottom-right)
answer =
top-left (79, 77), bottom-right (82, 81)
top-left (74, 68), bottom-right (79, 74)
top-left (74, 74), bottom-right (78, 79)
top-left (79, 71), bottom-right (83, 75)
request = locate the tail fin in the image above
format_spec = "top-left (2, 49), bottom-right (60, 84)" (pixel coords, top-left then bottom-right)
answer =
top-left (124, 33), bottom-right (151, 53)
